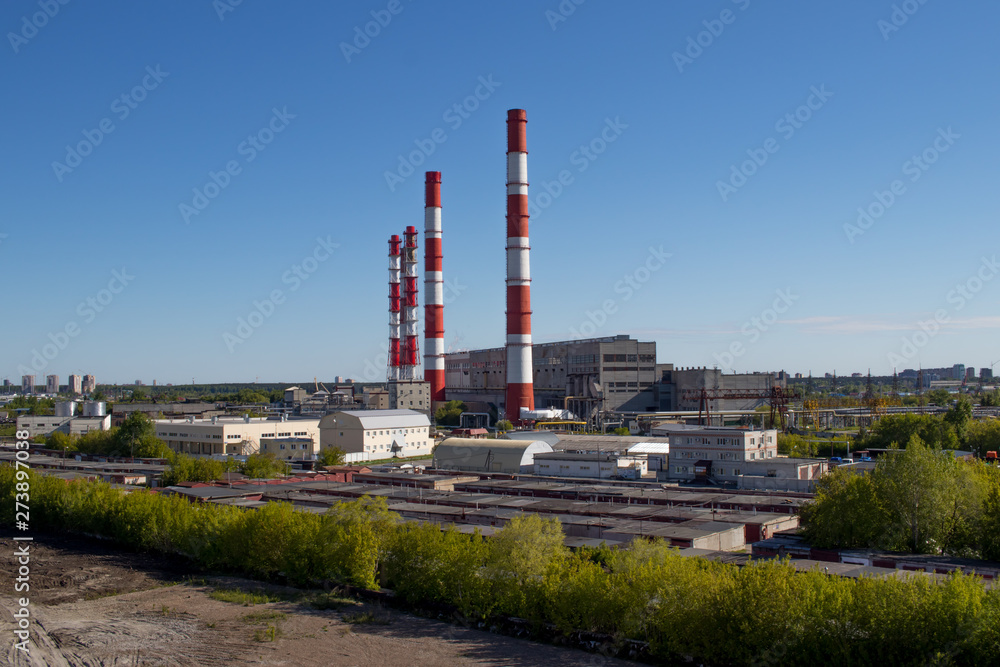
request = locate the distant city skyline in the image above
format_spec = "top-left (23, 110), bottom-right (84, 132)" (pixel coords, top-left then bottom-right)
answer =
top-left (4, 2), bottom-right (999, 384)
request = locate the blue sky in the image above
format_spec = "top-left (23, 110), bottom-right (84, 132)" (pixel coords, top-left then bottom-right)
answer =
top-left (3, 0), bottom-right (999, 385)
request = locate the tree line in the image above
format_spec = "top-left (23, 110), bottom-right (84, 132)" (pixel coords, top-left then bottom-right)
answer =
top-left (3, 466), bottom-right (1000, 665)
top-left (802, 437), bottom-right (1000, 558)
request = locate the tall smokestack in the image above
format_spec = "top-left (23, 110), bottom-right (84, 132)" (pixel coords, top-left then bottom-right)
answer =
top-left (423, 171), bottom-right (445, 403)
top-left (388, 235), bottom-right (401, 381)
top-left (505, 109), bottom-right (534, 422)
top-left (401, 225), bottom-right (420, 380)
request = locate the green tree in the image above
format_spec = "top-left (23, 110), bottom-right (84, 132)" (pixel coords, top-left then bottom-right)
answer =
top-left (944, 396), bottom-right (973, 444)
top-left (240, 452), bottom-right (289, 479)
top-left (161, 454), bottom-right (235, 486)
top-left (802, 437), bottom-right (986, 554)
top-left (317, 447), bottom-right (346, 467)
top-left (116, 412), bottom-right (170, 458)
top-left (495, 419), bottom-right (513, 432)
top-left (859, 413), bottom-right (958, 450)
top-left (45, 431), bottom-right (75, 451)
top-left (925, 388), bottom-right (951, 406)
top-left (612, 427), bottom-right (630, 436)
top-left (966, 419), bottom-right (1000, 458)
top-left (434, 400), bottom-right (466, 426)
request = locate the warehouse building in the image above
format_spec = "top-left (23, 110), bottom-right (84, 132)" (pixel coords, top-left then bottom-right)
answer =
top-left (16, 414), bottom-right (111, 439)
top-left (433, 437), bottom-right (553, 474)
top-left (318, 409), bottom-right (431, 459)
top-left (154, 416), bottom-right (320, 457)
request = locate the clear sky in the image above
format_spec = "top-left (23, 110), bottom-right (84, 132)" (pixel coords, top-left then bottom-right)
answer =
top-left (3, 0), bottom-right (999, 386)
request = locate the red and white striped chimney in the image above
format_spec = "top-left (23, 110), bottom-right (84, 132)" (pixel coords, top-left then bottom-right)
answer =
top-left (401, 225), bottom-right (420, 380)
top-left (388, 234), bottom-right (401, 381)
top-left (505, 109), bottom-right (534, 422)
top-left (423, 171), bottom-right (445, 403)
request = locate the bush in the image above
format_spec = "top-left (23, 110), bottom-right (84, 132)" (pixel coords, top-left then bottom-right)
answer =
top-left (4, 463), bottom-right (1000, 664)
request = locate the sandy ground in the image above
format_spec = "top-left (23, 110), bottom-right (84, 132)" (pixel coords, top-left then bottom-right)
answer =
top-left (0, 531), bottom-right (635, 666)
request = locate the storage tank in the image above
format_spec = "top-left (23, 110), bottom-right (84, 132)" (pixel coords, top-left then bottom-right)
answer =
top-left (55, 401), bottom-right (77, 417)
top-left (82, 401), bottom-right (106, 417)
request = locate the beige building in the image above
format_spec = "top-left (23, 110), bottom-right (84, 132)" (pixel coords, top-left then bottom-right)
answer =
top-left (667, 427), bottom-right (778, 482)
top-left (82, 374), bottom-right (96, 394)
top-left (154, 416), bottom-right (320, 457)
top-left (68, 374), bottom-right (83, 395)
top-left (46, 375), bottom-right (59, 394)
top-left (319, 409), bottom-right (432, 460)
top-left (259, 437), bottom-right (318, 461)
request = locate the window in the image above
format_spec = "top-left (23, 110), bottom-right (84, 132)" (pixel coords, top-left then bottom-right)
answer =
top-left (279, 444), bottom-right (285, 450)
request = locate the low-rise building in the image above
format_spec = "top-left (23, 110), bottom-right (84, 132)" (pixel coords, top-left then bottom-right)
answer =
top-left (16, 414), bottom-right (111, 439)
top-left (666, 426), bottom-right (778, 482)
top-left (259, 436), bottom-right (318, 460)
top-left (533, 451), bottom-right (649, 479)
top-left (433, 437), bottom-right (553, 474)
top-left (154, 416), bottom-right (320, 457)
top-left (318, 409), bottom-right (432, 459)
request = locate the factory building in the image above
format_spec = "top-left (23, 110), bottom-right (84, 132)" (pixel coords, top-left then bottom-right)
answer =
top-left (446, 335), bottom-right (657, 420)
top-left (318, 409), bottom-right (431, 459)
top-left (445, 335), bottom-right (785, 422)
top-left (387, 379), bottom-right (430, 415)
top-left (154, 416), bottom-right (320, 457)
top-left (16, 413), bottom-right (112, 439)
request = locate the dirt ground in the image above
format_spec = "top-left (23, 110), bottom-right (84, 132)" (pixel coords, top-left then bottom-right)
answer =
top-left (0, 531), bottom-right (636, 666)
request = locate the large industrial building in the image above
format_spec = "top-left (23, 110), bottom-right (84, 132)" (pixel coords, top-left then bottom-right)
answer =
top-left (444, 334), bottom-right (786, 423)
top-left (318, 409), bottom-right (431, 459)
top-left (154, 416), bottom-right (320, 457)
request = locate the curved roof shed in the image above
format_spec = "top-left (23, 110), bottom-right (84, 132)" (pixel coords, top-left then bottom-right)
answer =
top-left (433, 437), bottom-right (553, 474)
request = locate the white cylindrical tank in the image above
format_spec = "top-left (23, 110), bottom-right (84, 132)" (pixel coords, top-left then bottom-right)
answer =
top-left (55, 401), bottom-right (77, 417)
top-left (82, 401), bottom-right (106, 417)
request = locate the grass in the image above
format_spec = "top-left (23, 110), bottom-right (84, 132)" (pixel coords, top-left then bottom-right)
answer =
top-left (308, 591), bottom-right (356, 610)
top-left (342, 609), bottom-right (391, 625)
top-left (242, 610), bottom-right (287, 624)
top-left (253, 624), bottom-right (283, 642)
top-left (209, 587), bottom-right (292, 606)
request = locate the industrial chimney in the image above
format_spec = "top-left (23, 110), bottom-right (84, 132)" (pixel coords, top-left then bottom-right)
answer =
top-left (505, 109), bottom-right (534, 422)
top-left (423, 171), bottom-right (445, 403)
top-left (387, 235), bottom-right (401, 381)
top-left (400, 225), bottom-right (420, 380)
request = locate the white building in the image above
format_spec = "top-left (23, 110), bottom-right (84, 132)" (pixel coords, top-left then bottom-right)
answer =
top-left (16, 414), bottom-right (111, 439)
top-left (154, 416), bottom-right (320, 457)
top-left (319, 409), bottom-right (432, 460)
top-left (533, 451), bottom-right (649, 479)
top-left (666, 427), bottom-right (778, 482)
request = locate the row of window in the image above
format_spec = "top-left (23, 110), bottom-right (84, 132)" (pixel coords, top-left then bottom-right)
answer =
top-left (674, 466), bottom-right (742, 476)
top-left (364, 428), bottom-right (425, 436)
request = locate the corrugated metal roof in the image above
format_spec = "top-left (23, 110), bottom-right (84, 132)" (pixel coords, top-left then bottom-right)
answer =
top-left (327, 409), bottom-right (431, 429)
